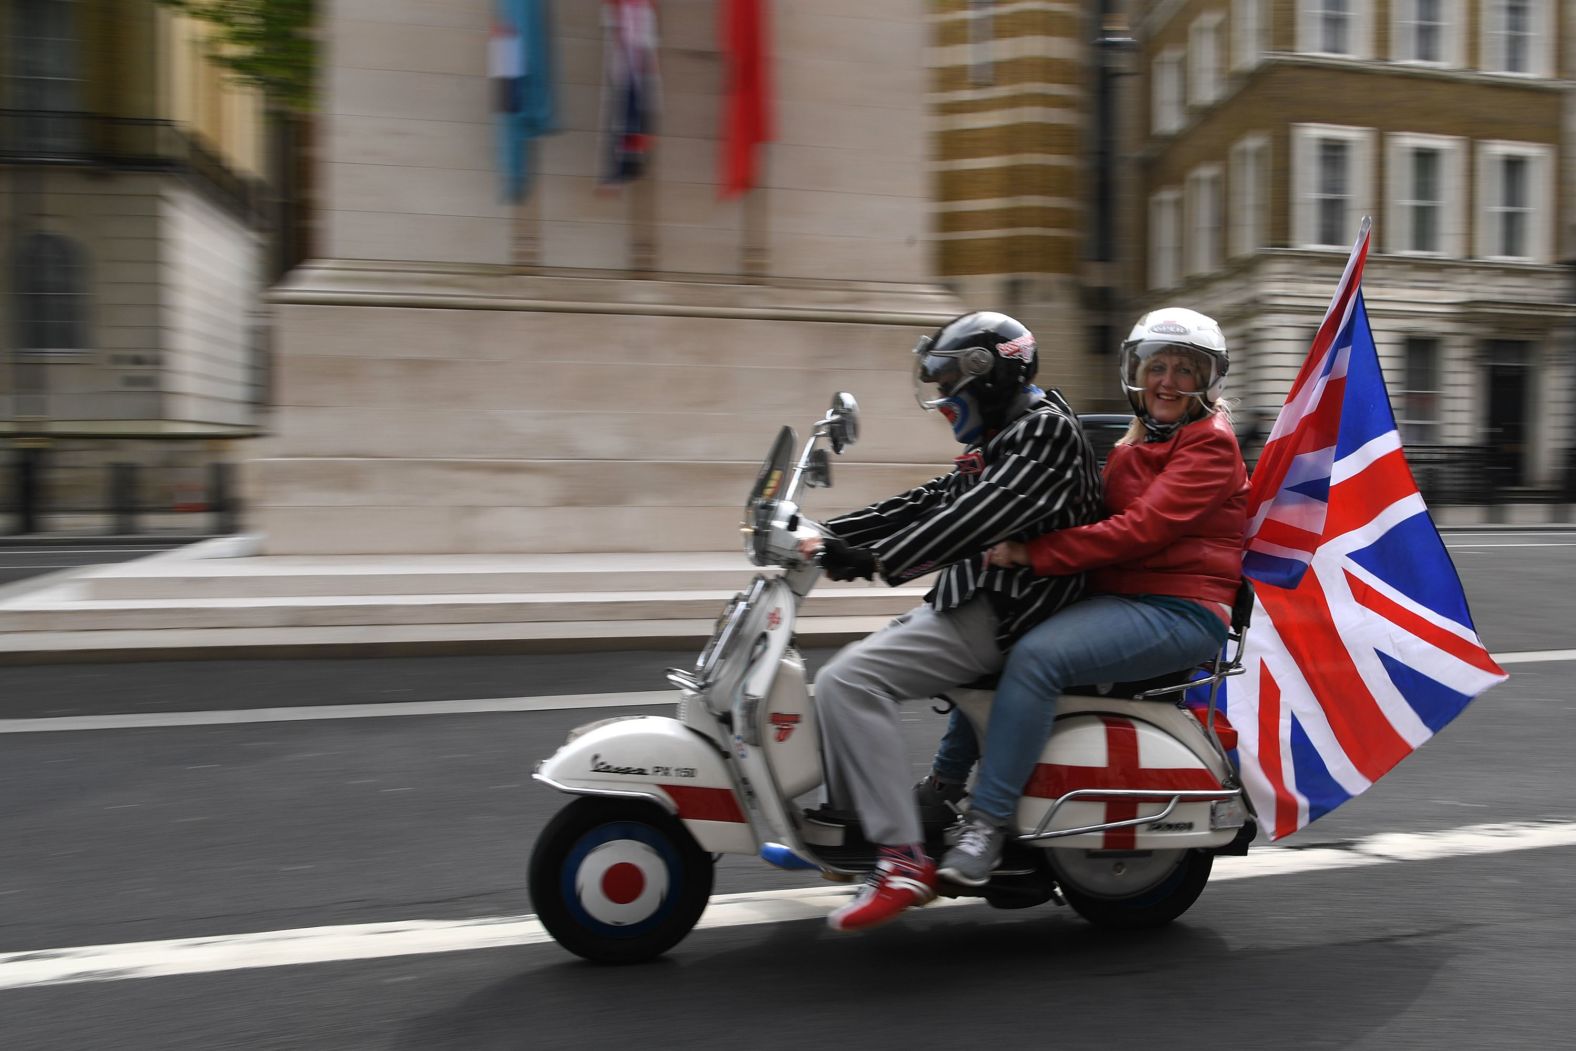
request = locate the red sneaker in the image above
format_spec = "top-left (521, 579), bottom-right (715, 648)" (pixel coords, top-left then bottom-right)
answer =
top-left (826, 855), bottom-right (937, 932)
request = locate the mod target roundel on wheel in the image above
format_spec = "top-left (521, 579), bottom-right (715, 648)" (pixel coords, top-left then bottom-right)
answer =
top-left (561, 821), bottom-right (681, 936)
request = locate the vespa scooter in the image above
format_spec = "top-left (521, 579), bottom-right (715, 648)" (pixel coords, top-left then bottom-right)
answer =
top-left (529, 393), bottom-right (1254, 963)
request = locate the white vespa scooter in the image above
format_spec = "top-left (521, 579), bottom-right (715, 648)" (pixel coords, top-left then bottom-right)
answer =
top-left (529, 393), bottom-right (1255, 963)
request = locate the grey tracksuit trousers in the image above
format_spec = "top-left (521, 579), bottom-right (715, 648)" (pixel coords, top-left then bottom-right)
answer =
top-left (814, 595), bottom-right (1005, 846)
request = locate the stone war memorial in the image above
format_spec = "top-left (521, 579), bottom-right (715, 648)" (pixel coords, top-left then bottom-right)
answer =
top-left (0, 1), bottom-right (963, 656)
top-left (254, 0), bottom-right (957, 558)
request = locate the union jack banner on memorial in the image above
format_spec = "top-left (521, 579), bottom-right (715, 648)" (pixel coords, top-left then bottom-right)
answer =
top-left (1222, 218), bottom-right (1508, 840)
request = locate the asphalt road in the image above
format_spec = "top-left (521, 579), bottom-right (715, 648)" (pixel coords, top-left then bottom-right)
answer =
top-left (0, 540), bottom-right (191, 588)
top-left (2, 529), bottom-right (1575, 1049)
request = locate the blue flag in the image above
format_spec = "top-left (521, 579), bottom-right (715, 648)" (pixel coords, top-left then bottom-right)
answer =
top-left (491, 0), bottom-right (557, 201)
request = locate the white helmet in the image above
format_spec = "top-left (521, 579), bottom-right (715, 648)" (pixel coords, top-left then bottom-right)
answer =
top-left (1119, 307), bottom-right (1229, 421)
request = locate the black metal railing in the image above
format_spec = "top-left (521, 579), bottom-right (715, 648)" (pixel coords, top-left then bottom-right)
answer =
top-left (0, 455), bottom-right (239, 537)
top-left (1237, 440), bottom-right (1557, 507)
top-left (0, 110), bottom-right (268, 225)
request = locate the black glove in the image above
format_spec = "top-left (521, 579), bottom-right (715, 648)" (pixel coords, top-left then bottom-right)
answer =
top-left (819, 536), bottom-right (879, 582)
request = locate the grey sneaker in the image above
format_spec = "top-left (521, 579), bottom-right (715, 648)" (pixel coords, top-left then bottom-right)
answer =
top-left (937, 813), bottom-right (1008, 887)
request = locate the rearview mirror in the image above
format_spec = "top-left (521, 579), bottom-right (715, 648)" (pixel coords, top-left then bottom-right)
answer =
top-left (804, 447), bottom-right (832, 488)
top-left (824, 392), bottom-right (860, 454)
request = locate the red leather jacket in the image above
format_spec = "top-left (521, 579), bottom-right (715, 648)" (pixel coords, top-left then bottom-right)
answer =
top-left (1027, 414), bottom-right (1248, 621)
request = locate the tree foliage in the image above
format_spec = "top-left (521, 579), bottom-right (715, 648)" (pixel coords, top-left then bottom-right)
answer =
top-left (154, 0), bottom-right (317, 112)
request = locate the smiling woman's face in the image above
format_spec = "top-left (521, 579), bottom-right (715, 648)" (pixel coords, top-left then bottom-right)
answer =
top-left (1142, 349), bottom-right (1204, 425)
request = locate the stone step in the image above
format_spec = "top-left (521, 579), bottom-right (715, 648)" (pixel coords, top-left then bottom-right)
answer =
top-left (0, 585), bottom-right (922, 633)
top-left (0, 615), bottom-right (898, 661)
top-left (79, 552), bottom-right (878, 599)
top-left (0, 540), bottom-right (928, 661)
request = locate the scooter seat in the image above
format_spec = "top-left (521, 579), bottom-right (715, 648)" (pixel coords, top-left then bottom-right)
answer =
top-left (1063, 668), bottom-right (1203, 700)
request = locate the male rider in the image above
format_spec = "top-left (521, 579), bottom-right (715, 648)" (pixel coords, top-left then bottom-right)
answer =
top-left (803, 310), bottom-right (1102, 932)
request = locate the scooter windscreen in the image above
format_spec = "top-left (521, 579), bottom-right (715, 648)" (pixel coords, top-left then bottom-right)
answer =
top-left (743, 425), bottom-right (795, 565)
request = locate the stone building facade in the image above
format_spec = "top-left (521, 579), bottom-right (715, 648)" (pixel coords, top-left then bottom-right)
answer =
top-left (1131, 0), bottom-right (1575, 491)
top-left (0, 1), bottom-right (270, 525)
top-left (251, 0), bottom-right (963, 555)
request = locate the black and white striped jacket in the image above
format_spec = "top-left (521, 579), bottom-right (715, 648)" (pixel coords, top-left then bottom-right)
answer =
top-left (824, 389), bottom-right (1102, 648)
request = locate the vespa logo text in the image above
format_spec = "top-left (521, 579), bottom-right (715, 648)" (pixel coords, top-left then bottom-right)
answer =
top-left (1147, 820), bottom-right (1194, 832)
top-left (769, 713), bottom-right (801, 743)
top-left (590, 753), bottom-right (650, 777)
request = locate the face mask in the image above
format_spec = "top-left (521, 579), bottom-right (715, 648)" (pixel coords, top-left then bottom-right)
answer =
top-left (937, 389), bottom-right (985, 444)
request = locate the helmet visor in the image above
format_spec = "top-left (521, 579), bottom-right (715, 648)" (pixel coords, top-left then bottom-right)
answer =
top-left (1120, 341), bottom-right (1216, 403)
top-left (912, 335), bottom-right (971, 409)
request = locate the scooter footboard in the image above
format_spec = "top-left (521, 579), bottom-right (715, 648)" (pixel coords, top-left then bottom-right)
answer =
top-left (534, 716), bottom-right (755, 854)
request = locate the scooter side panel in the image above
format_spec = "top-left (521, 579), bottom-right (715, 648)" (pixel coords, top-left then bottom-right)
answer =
top-left (949, 690), bottom-right (1236, 851)
top-left (535, 716), bottom-right (755, 854)
top-left (1018, 713), bottom-right (1234, 850)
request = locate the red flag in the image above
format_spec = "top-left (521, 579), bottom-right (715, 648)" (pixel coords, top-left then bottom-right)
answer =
top-left (720, 0), bottom-right (771, 198)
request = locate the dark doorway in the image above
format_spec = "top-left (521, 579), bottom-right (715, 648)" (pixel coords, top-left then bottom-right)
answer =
top-left (1485, 340), bottom-right (1531, 489)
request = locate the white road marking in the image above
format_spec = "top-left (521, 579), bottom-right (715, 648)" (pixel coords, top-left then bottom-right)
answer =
top-left (0, 692), bottom-right (679, 733)
top-left (1492, 650), bottom-right (1576, 665)
top-left (1, 819), bottom-right (1573, 990)
top-left (1445, 543), bottom-right (1576, 549)
top-left (1442, 532), bottom-right (1576, 538)
top-left (3, 646), bottom-right (1572, 733)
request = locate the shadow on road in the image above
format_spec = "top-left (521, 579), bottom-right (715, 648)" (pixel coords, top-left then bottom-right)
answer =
top-left (397, 910), bottom-right (1452, 1049)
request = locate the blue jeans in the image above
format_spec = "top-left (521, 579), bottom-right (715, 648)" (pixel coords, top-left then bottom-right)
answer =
top-left (932, 708), bottom-right (983, 783)
top-left (954, 594), bottom-right (1226, 824)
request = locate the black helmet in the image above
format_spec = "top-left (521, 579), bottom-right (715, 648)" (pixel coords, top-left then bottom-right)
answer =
top-left (912, 311), bottom-right (1038, 412)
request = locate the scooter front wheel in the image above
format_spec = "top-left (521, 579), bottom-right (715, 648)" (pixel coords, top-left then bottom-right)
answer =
top-left (529, 796), bottom-right (715, 964)
top-left (1051, 848), bottom-right (1212, 930)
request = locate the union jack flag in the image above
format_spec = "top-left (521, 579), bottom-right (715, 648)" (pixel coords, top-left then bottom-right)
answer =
top-left (1223, 219), bottom-right (1508, 840)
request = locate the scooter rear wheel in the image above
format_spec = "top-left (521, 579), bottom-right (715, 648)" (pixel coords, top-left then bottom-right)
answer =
top-left (1051, 848), bottom-right (1213, 930)
top-left (529, 796), bottom-right (715, 964)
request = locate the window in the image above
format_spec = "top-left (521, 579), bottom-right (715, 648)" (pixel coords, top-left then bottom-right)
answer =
top-left (1149, 189), bottom-right (1182, 289)
top-left (1151, 48), bottom-right (1184, 134)
top-left (1392, 0), bottom-right (1461, 65)
top-left (9, 0), bottom-right (81, 152)
top-left (1314, 140), bottom-right (1350, 244)
top-left (1398, 337), bottom-right (1442, 444)
top-left (1481, 0), bottom-right (1552, 76)
top-left (967, 0), bottom-right (994, 86)
top-left (1232, 0), bottom-right (1264, 72)
top-left (1386, 134), bottom-right (1464, 257)
top-left (1298, 0), bottom-right (1370, 58)
top-left (1292, 124), bottom-right (1374, 249)
top-left (14, 232), bottom-right (89, 354)
top-left (1188, 15), bottom-right (1223, 107)
top-left (1186, 166), bottom-right (1222, 275)
top-left (1475, 141), bottom-right (1552, 261)
top-left (1229, 135), bottom-right (1268, 258)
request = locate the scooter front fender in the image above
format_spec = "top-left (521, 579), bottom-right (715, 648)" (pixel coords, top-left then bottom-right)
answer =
top-left (534, 715), bottom-right (756, 854)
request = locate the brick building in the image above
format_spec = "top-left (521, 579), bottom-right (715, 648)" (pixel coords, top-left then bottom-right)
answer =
top-left (930, 0), bottom-right (1124, 412)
